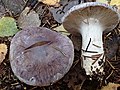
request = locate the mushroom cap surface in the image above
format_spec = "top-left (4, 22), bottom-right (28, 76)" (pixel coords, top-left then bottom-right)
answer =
top-left (62, 2), bottom-right (119, 35)
top-left (10, 27), bottom-right (74, 86)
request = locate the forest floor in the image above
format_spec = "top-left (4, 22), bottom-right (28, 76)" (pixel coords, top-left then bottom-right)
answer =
top-left (0, 0), bottom-right (120, 90)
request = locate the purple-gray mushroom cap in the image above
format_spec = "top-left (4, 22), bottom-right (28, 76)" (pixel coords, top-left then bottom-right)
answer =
top-left (9, 27), bottom-right (74, 86)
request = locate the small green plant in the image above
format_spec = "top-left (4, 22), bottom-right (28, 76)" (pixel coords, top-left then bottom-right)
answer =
top-left (0, 17), bottom-right (18, 37)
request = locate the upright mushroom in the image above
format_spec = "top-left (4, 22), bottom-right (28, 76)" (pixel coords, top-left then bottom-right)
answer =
top-left (10, 27), bottom-right (74, 86)
top-left (61, 2), bottom-right (119, 78)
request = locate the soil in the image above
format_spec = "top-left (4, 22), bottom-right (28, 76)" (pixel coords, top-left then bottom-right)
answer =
top-left (0, 0), bottom-right (120, 90)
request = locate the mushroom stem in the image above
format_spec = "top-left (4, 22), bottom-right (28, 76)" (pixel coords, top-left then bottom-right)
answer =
top-left (80, 18), bottom-right (105, 76)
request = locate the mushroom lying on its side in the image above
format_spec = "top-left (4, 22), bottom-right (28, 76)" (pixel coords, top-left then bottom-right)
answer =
top-left (9, 27), bottom-right (74, 86)
top-left (62, 2), bottom-right (119, 79)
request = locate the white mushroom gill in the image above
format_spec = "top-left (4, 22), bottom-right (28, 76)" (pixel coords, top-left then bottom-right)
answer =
top-left (80, 18), bottom-right (104, 75)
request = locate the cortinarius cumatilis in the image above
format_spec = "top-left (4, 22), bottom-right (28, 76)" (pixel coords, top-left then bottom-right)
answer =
top-left (62, 2), bottom-right (119, 78)
top-left (10, 27), bottom-right (74, 86)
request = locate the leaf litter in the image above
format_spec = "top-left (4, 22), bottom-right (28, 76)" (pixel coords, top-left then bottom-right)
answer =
top-left (0, 0), bottom-right (120, 90)
top-left (1, 0), bottom-right (26, 15)
top-left (0, 44), bottom-right (7, 65)
top-left (53, 24), bottom-right (70, 35)
top-left (18, 7), bottom-right (41, 28)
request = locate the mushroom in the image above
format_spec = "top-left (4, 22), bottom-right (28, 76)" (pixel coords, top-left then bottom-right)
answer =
top-left (61, 2), bottom-right (119, 78)
top-left (10, 27), bottom-right (74, 86)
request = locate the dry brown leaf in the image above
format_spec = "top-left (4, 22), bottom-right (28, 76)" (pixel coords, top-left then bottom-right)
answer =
top-left (17, 7), bottom-right (41, 28)
top-left (39, 0), bottom-right (60, 6)
top-left (53, 25), bottom-right (70, 35)
top-left (96, 0), bottom-right (108, 4)
top-left (101, 83), bottom-right (120, 90)
top-left (0, 44), bottom-right (7, 65)
top-left (110, 0), bottom-right (120, 6)
top-left (110, 0), bottom-right (120, 17)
